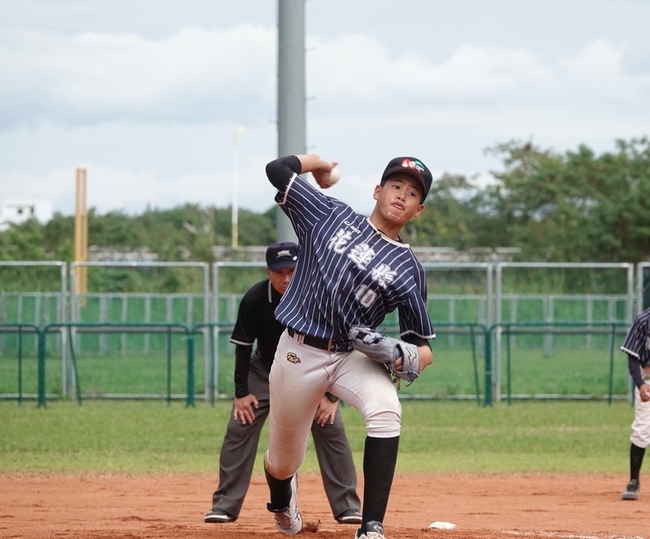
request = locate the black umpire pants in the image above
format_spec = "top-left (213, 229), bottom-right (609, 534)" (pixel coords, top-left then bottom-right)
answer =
top-left (211, 362), bottom-right (360, 518)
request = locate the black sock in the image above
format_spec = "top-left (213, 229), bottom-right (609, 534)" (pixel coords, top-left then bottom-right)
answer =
top-left (265, 467), bottom-right (293, 511)
top-left (630, 443), bottom-right (646, 482)
top-left (361, 435), bottom-right (399, 525)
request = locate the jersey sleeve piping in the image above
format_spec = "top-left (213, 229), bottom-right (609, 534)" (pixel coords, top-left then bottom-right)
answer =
top-left (230, 338), bottom-right (255, 347)
top-left (621, 345), bottom-right (641, 359)
top-left (401, 329), bottom-right (436, 340)
top-left (274, 174), bottom-right (298, 206)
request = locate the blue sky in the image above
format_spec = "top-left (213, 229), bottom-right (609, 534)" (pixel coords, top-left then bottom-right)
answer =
top-left (1, 0), bottom-right (649, 218)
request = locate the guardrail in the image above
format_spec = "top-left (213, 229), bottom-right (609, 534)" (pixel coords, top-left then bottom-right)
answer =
top-left (0, 321), bottom-right (633, 407)
top-left (0, 323), bottom-right (42, 406)
top-left (487, 321), bottom-right (630, 405)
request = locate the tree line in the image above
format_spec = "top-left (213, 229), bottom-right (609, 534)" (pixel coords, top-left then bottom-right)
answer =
top-left (1, 137), bottom-right (649, 269)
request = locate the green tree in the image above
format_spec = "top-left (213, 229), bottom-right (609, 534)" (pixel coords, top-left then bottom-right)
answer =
top-left (484, 137), bottom-right (650, 262)
top-left (89, 209), bottom-right (144, 247)
top-left (405, 173), bottom-right (512, 252)
top-left (577, 138), bottom-right (650, 262)
top-left (236, 207), bottom-right (275, 247)
top-left (43, 213), bottom-right (75, 261)
top-left (0, 219), bottom-right (47, 260)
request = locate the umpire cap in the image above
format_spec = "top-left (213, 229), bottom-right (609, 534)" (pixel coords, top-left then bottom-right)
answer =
top-left (266, 242), bottom-right (299, 271)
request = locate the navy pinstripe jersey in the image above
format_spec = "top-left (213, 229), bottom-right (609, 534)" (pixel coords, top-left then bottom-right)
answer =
top-left (270, 170), bottom-right (435, 343)
top-left (621, 308), bottom-right (650, 367)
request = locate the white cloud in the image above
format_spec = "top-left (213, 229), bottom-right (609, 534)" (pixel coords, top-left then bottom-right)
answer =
top-left (420, 45), bottom-right (552, 98)
top-left (0, 118), bottom-right (279, 215)
top-left (306, 34), bottom-right (650, 133)
top-left (0, 24), bottom-right (277, 127)
top-left (555, 39), bottom-right (650, 106)
top-left (307, 36), bottom-right (554, 108)
top-left (0, 159), bottom-right (277, 217)
top-left (559, 39), bottom-right (622, 79)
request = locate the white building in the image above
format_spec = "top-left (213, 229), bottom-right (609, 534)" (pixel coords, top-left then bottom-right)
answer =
top-left (0, 199), bottom-right (54, 231)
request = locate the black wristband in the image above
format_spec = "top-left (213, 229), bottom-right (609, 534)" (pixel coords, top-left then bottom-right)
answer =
top-left (325, 392), bottom-right (338, 403)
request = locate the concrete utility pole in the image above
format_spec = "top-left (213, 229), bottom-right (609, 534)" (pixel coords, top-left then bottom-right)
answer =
top-left (275, 0), bottom-right (305, 243)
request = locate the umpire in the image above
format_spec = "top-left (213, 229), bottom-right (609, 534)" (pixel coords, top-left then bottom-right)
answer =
top-left (205, 242), bottom-right (361, 524)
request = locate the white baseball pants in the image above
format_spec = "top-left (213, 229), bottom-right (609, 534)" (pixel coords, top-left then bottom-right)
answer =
top-left (631, 366), bottom-right (650, 448)
top-left (265, 329), bottom-right (402, 480)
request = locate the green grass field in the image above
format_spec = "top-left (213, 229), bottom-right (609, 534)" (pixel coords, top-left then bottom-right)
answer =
top-left (0, 400), bottom-right (634, 475)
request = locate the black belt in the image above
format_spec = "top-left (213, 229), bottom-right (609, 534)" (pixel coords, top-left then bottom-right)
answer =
top-left (287, 328), bottom-right (352, 353)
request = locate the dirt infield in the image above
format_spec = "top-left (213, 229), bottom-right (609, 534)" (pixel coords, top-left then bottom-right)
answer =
top-left (1, 472), bottom-right (646, 539)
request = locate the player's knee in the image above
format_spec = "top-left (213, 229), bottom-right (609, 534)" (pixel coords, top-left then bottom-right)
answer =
top-left (365, 408), bottom-right (401, 437)
top-left (631, 433), bottom-right (650, 449)
top-left (364, 396), bottom-right (402, 437)
top-left (265, 452), bottom-right (299, 480)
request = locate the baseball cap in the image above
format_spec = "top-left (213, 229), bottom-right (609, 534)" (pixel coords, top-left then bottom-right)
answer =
top-left (266, 242), bottom-right (299, 271)
top-left (381, 157), bottom-right (433, 201)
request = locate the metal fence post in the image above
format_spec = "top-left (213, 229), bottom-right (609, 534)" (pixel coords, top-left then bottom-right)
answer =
top-left (186, 325), bottom-right (195, 407)
top-left (484, 326), bottom-right (493, 406)
top-left (37, 326), bottom-right (47, 408)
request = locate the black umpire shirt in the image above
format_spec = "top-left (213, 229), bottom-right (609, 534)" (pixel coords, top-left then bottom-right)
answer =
top-left (230, 279), bottom-right (284, 398)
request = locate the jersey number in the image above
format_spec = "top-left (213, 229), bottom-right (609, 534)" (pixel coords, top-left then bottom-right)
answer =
top-left (354, 285), bottom-right (378, 308)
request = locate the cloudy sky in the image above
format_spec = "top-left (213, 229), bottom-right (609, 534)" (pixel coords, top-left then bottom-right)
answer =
top-left (1, 0), bottom-right (649, 219)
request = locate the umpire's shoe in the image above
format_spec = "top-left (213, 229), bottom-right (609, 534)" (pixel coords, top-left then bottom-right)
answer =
top-left (204, 507), bottom-right (236, 523)
top-left (269, 475), bottom-right (302, 535)
top-left (336, 508), bottom-right (362, 525)
top-left (355, 520), bottom-right (386, 539)
top-left (622, 479), bottom-right (640, 500)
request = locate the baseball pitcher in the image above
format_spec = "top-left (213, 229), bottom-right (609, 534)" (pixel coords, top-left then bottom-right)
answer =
top-left (262, 154), bottom-right (436, 539)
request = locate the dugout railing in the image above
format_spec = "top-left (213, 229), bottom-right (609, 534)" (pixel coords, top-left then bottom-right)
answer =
top-left (486, 321), bottom-right (631, 406)
top-left (36, 323), bottom-right (196, 408)
top-left (2, 320), bottom-right (230, 408)
top-left (0, 320), bottom-right (637, 408)
top-left (190, 322), bottom-right (230, 406)
top-left (69, 261), bottom-right (211, 401)
top-left (368, 321), bottom-right (488, 405)
top-left (0, 323), bottom-right (42, 406)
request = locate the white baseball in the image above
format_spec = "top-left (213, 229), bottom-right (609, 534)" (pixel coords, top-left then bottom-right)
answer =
top-left (323, 166), bottom-right (340, 187)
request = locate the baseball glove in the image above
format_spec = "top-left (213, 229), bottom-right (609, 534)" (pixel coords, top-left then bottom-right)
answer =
top-left (348, 326), bottom-right (421, 385)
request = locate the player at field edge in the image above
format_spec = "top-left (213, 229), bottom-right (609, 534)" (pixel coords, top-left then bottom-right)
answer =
top-left (204, 242), bottom-right (361, 525)
top-left (620, 306), bottom-right (650, 501)
top-left (262, 154), bottom-right (436, 539)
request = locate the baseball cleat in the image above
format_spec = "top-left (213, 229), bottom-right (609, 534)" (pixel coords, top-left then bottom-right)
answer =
top-left (271, 475), bottom-right (302, 535)
top-left (622, 479), bottom-right (640, 500)
top-left (354, 520), bottom-right (386, 539)
top-left (336, 507), bottom-right (362, 525)
top-left (204, 507), bottom-right (236, 523)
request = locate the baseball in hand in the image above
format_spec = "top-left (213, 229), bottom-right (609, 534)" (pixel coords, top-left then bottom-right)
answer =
top-left (322, 166), bottom-right (340, 188)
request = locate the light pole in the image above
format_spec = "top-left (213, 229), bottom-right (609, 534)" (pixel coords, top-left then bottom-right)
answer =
top-left (232, 126), bottom-right (245, 249)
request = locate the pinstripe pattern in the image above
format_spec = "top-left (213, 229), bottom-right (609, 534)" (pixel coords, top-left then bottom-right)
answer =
top-left (621, 308), bottom-right (650, 367)
top-left (271, 171), bottom-right (435, 343)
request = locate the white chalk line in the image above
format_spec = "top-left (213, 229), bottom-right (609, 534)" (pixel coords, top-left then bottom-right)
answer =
top-left (499, 530), bottom-right (646, 539)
